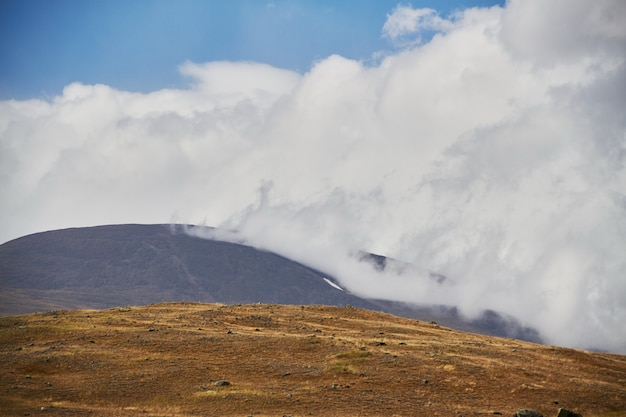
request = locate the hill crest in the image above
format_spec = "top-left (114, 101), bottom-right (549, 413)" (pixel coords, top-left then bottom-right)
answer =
top-left (1, 302), bottom-right (624, 416)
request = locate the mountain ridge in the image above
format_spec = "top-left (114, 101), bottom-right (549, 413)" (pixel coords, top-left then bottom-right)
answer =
top-left (0, 223), bottom-right (540, 343)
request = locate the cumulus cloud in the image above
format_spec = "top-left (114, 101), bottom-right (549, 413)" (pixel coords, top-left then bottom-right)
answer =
top-left (1, 0), bottom-right (625, 353)
top-left (382, 5), bottom-right (455, 46)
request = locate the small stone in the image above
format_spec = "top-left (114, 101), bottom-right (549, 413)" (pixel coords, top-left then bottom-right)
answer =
top-left (514, 410), bottom-right (543, 417)
top-left (557, 409), bottom-right (582, 417)
top-left (214, 380), bottom-right (231, 386)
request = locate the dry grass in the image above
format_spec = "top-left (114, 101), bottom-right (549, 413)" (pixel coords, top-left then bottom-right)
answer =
top-left (1, 302), bottom-right (624, 416)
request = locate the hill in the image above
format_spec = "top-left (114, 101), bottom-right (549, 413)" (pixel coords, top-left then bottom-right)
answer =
top-left (1, 303), bottom-right (624, 416)
top-left (0, 224), bottom-right (540, 342)
top-left (0, 224), bottom-right (366, 312)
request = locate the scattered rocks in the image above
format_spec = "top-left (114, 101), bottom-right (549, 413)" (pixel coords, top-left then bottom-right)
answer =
top-left (214, 380), bottom-right (231, 387)
top-left (513, 408), bottom-right (582, 417)
top-left (514, 410), bottom-right (543, 417)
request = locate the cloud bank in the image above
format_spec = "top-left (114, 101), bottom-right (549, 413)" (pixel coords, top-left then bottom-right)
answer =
top-left (1, 0), bottom-right (625, 353)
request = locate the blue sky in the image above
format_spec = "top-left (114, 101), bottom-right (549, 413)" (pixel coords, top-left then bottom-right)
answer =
top-left (1, 0), bottom-right (504, 99)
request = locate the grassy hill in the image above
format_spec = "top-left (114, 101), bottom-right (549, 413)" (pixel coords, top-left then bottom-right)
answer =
top-left (1, 303), bottom-right (624, 416)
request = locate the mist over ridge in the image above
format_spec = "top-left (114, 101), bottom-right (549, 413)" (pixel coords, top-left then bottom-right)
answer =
top-left (1, 0), bottom-right (625, 353)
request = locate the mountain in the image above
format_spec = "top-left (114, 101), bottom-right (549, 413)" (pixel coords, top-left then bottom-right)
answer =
top-left (0, 224), bottom-right (540, 342)
top-left (1, 303), bottom-right (624, 417)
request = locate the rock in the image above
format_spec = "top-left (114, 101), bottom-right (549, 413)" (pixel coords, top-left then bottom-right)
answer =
top-left (514, 410), bottom-right (543, 417)
top-left (557, 409), bottom-right (582, 417)
top-left (214, 380), bottom-right (231, 386)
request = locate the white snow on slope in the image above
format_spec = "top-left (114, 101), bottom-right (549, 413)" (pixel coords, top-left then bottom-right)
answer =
top-left (323, 277), bottom-right (344, 291)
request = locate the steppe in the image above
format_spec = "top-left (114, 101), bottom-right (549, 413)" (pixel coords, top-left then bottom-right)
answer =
top-left (1, 303), bottom-right (624, 416)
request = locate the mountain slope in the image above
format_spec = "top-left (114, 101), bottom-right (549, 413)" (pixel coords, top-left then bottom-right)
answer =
top-left (0, 224), bottom-right (540, 342)
top-left (0, 224), bottom-right (365, 310)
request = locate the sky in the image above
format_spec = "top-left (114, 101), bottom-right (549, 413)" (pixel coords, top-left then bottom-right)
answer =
top-left (1, 0), bottom-right (625, 353)
top-left (0, 0), bottom-right (504, 99)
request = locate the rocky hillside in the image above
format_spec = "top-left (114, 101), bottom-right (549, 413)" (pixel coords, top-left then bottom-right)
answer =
top-left (1, 303), bottom-right (624, 416)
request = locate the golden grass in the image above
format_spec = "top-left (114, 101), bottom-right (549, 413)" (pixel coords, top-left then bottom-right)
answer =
top-left (0, 302), bottom-right (624, 417)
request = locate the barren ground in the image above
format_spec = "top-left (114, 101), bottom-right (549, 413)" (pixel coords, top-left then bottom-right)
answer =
top-left (1, 303), bottom-right (624, 416)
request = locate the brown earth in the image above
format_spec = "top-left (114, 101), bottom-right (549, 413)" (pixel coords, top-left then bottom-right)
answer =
top-left (1, 302), bottom-right (624, 417)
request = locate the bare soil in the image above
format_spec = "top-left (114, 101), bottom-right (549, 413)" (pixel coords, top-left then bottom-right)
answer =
top-left (1, 303), bottom-right (624, 416)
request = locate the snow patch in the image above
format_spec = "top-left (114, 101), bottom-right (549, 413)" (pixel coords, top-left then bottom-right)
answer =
top-left (323, 277), bottom-right (344, 291)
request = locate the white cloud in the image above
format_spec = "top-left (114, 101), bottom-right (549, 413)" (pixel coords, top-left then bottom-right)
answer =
top-left (1, 0), bottom-right (625, 353)
top-left (382, 5), bottom-right (454, 45)
top-left (500, 0), bottom-right (626, 65)
top-left (179, 60), bottom-right (300, 98)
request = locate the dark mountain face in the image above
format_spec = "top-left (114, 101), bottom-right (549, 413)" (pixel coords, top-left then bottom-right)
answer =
top-left (0, 224), bottom-right (541, 343)
top-left (0, 224), bottom-right (364, 311)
